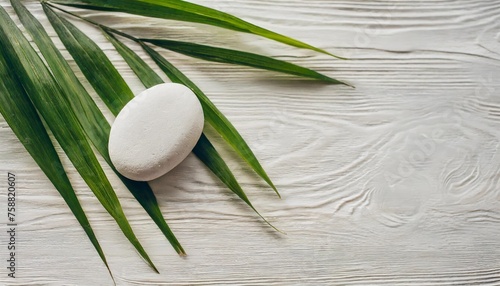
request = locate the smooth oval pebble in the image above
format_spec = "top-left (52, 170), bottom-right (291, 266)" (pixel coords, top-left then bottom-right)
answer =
top-left (109, 83), bottom-right (204, 181)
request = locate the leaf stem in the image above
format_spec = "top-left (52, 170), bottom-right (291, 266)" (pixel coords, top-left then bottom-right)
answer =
top-left (45, 2), bottom-right (352, 89)
top-left (45, 2), bottom-right (138, 42)
top-left (44, 1), bottom-right (284, 233)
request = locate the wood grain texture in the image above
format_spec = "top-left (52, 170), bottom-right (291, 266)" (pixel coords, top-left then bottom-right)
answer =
top-left (1, 0), bottom-right (499, 285)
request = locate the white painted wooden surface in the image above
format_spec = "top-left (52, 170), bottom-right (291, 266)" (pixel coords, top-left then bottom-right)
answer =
top-left (1, 0), bottom-right (500, 285)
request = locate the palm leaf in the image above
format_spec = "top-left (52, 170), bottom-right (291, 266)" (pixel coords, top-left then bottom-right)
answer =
top-left (104, 32), bottom-right (164, 89)
top-left (0, 0), bottom-right (343, 275)
top-left (0, 6), bottom-right (158, 273)
top-left (193, 134), bottom-right (282, 232)
top-left (41, 8), bottom-right (339, 195)
top-left (17, 1), bottom-right (184, 255)
top-left (104, 31), bottom-right (279, 230)
top-left (44, 5), bottom-right (132, 116)
top-left (49, 0), bottom-right (343, 58)
top-left (46, 4), bottom-right (347, 86)
top-left (140, 43), bottom-right (281, 197)
top-left (45, 2), bottom-right (280, 211)
top-left (143, 39), bottom-right (350, 85)
top-left (11, 0), bottom-right (111, 165)
top-left (0, 40), bottom-right (112, 279)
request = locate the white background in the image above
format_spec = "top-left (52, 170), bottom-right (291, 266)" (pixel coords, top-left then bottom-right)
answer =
top-left (1, 0), bottom-right (499, 285)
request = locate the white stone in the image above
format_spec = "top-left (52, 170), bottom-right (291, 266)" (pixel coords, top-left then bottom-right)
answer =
top-left (108, 83), bottom-right (204, 181)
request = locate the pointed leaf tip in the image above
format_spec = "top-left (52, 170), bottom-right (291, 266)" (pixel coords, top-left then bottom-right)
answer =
top-left (41, 3), bottom-right (185, 257)
top-left (2, 4), bottom-right (158, 272)
top-left (193, 134), bottom-right (283, 233)
top-left (104, 32), bottom-right (282, 231)
top-left (140, 43), bottom-right (281, 198)
top-left (142, 39), bottom-right (347, 85)
top-left (50, 0), bottom-right (344, 58)
top-left (1, 1), bottom-right (112, 275)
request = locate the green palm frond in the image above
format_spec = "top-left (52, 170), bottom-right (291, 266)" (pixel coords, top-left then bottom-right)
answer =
top-left (0, 3), bottom-right (158, 273)
top-left (142, 39), bottom-right (351, 86)
top-left (14, 0), bottom-right (185, 256)
top-left (104, 31), bottom-right (282, 232)
top-left (0, 0), bottom-right (348, 278)
top-left (0, 28), bottom-right (113, 279)
top-left (49, 0), bottom-right (346, 58)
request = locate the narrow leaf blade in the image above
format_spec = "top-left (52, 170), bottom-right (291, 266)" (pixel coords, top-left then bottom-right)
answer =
top-left (144, 39), bottom-right (349, 85)
top-left (0, 40), bottom-right (112, 279)
top-left (141, 43), bottom-right (280, 197)
top-left (104, 32), bottom-right (163, 89)
top-left (36, 4), bottom-right (184, 255)
top-left (105, 31), bottom-right (279, 229)
top-left (194, 134), bottom-right (282, 232)
top-left (44, 5), bottom-right (133, 116)
top-left (49, 0), bottom-right (343, 58)
top-left (11, 0), bottom-right (111, 159)
top-left (0, 6), bottom-right (158, 272)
